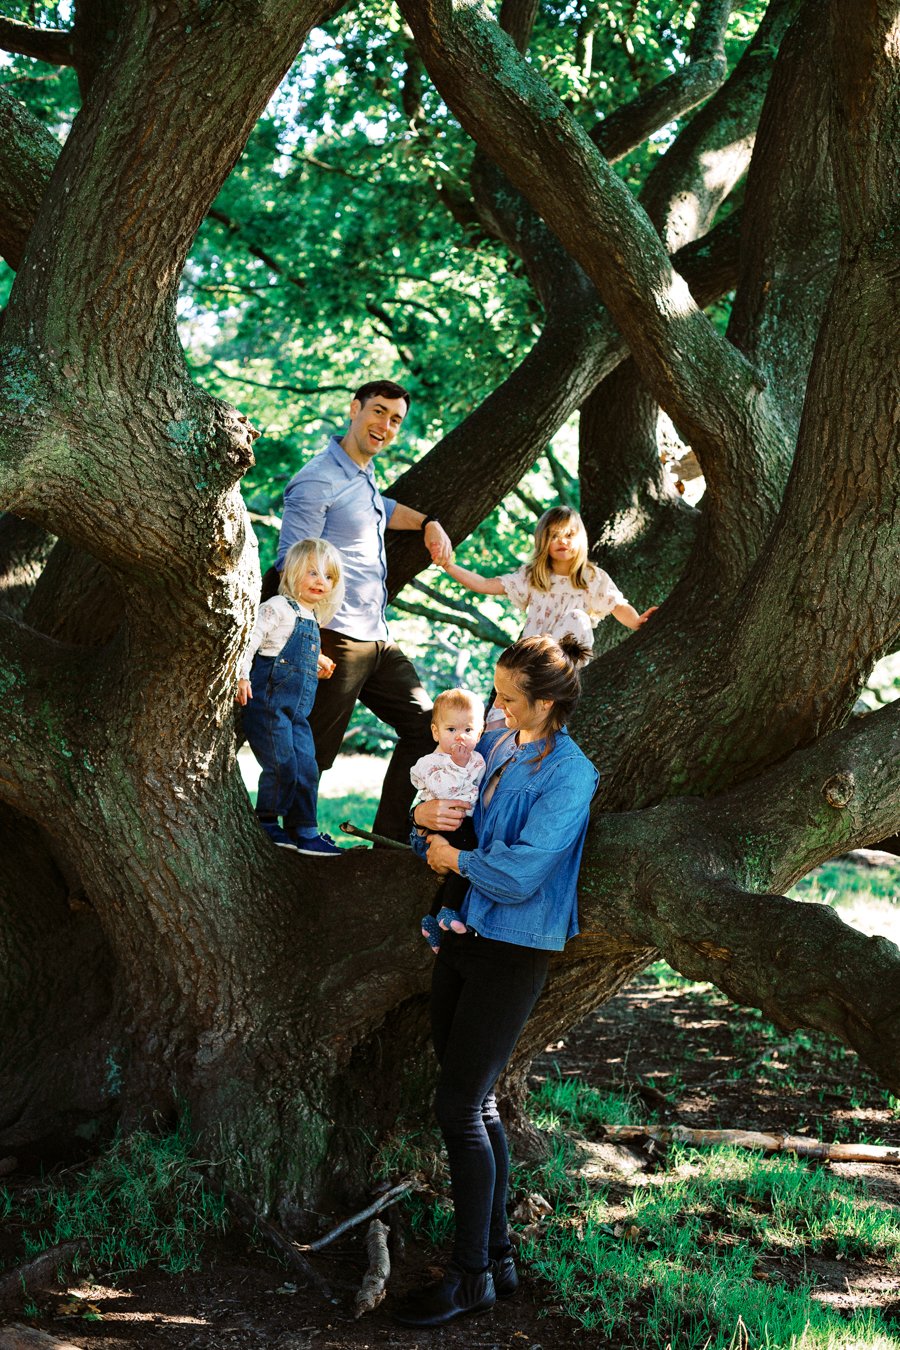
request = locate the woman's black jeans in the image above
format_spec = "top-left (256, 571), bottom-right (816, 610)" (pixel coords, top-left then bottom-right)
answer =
top-left (430, 931), bottom-right (550, 1272)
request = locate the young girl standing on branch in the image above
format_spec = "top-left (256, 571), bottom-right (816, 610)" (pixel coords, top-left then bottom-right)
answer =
top-left (443, 505), bottom-right (656, 660)
top-left (237, 539), bottom-right (345, 857)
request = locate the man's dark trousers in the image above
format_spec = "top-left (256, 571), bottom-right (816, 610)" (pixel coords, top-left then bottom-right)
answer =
top-left (312, 630), bottom-right (433, 841)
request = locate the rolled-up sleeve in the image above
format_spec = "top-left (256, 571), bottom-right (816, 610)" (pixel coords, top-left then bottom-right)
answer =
top-left (381, 495), bottom-right (397, 524)
top-left (457, 759), bottom-right (598, 903)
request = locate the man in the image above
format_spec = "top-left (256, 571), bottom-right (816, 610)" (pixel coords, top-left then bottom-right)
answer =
top-left (266, 380), bottom-right (452, 841)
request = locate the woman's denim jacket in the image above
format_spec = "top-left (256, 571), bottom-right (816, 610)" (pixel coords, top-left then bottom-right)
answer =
top-left (412, 726), bottom-right (599, 951)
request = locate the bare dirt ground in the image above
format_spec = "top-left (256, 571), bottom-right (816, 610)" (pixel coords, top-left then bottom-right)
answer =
top-left (2, 970), bottom-right (899, 1350)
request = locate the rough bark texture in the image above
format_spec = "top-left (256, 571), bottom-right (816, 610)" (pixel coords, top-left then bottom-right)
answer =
top-left (0, 0), bottom-right (898, 1222)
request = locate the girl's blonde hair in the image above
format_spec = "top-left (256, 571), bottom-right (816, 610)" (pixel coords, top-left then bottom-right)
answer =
top-left (528, 506), bottom-right (592, 593)
top-left (279, 538), bottom-right (345, 627)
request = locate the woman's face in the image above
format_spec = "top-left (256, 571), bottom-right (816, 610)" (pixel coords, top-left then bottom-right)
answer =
top-left (493, 667), bottom-right (552, 736)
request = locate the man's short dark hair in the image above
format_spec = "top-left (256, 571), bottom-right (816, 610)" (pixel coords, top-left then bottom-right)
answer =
top-left (354, 380), bottom-right (411, 411)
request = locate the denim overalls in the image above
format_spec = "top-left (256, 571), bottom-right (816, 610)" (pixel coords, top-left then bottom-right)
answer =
top-left (242, 600), bottom-right (321, 834)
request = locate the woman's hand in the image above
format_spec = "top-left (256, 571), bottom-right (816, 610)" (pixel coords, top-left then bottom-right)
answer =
top-left (236, 679), bottom-right (252, 706)
top-left (413, 798), bottom-right (468, 833)
top-left (317, 654), bottom-right (336, 679)
top-left (426, 834), bottom-right (461, 876)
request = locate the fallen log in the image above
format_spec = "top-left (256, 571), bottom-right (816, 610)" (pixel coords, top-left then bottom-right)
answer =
top-left (602, 1125), bottom-right (900, 1163)
top-left (353, 1218), bottom-right (391, 1317)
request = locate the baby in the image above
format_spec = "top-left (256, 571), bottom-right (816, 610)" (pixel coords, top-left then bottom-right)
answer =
top-left (411, 688), bottom-right (485, 952)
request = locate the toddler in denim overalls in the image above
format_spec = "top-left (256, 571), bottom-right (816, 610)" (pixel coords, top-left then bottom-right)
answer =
top-left (237, 539), bottom-right (345, 857)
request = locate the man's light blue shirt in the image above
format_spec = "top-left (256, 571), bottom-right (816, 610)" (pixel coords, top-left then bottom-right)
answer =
top-left (276, 437), bottom-right (397, 642)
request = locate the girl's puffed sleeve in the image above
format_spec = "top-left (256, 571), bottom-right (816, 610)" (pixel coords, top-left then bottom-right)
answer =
top-left (238, 598), bottom-right (280, 680)
top-left (497, 565), bottom-right (532, 612)
top-left (587, 566), bottom-right (628, 620)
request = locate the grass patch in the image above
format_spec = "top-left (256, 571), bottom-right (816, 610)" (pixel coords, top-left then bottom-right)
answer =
top-left (530, 1069), bottom-right (649, 1134)
top-left (0, 1125), bottom-right (227, 1281)
top-left (516, 1078), bottom-right (900, 1349)
top-left (317, 789), bottom-right (378, 845)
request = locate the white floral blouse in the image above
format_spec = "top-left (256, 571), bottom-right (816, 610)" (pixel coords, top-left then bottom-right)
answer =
top-left (410, 751), bottom-right (487, 815)
top-left (497, 564), bottom-right (627, 650)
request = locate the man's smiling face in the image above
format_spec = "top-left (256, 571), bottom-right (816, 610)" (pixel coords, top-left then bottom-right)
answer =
top-left (343, 394), bottom-right (408, 464)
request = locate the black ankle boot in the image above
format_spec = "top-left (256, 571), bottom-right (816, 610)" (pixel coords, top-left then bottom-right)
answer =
top-left (491, 1249), bottom-right (519, 1297)
top-left (393, 1262), bottom-right (496, 1327)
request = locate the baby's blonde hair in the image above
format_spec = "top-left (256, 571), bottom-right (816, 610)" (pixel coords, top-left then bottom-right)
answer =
top-left (528, 506), bottom-right (592, 594)
top-left (432, 687), bottom-right (485, 730)
top-left (279, 538), bottom-right (345, 627)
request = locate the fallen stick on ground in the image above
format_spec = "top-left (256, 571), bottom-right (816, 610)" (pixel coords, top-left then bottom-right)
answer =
top-left (304, 1177), bottom-right (420, 1252)
top-left (353, 1218), bottom-right (391, 1317)
top-left (0, 1240), bottom-right (88, 1313)
top-left (192, 1173), bottom-right (334, 1300)
top-left (339, 820), bottom-right (411, 849)
top-left (602, 1125), bottom-right (900, 1163)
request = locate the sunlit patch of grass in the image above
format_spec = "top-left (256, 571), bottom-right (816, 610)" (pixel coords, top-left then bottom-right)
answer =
top-left (789, 861), bottom-right (900, 946)
top-left (316, 789), bottom-right (378, 846)
top-left (513, 1079), bottom-right (900, 1349)
top-left (530, 1068), bottom-right (648, 1133)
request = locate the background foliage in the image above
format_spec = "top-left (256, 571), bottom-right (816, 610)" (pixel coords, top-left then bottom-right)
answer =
top-left (2, 0), bottom-right (896, 741)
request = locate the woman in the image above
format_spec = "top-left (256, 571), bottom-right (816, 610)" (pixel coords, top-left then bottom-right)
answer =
top-left (395, 633), bottom-right (599, 1328)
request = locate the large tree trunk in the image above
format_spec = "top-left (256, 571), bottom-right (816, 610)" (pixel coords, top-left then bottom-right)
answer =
top-left (1, 0), bottom-right (898, 1224)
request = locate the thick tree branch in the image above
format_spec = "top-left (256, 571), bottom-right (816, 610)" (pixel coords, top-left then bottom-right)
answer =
top-left (400, 0), bottom-right (785, 516)
top-left (603, 0), bottom-right (900, 802)
top-left (2, 0), bottom-right (339, 388)
top-left (384, 210), bottom-right (742, 596)
top-left (0, 17), bottom-right (74, 66)
top-left (0, 87), bottom-right (60, 270)
top-left (579, 700), bottom-right (900, 1092)
top-left (726, 0), bottom-right (839, 440)
top-left (641, 0), bottom-right (801, 252)
top-left (591, 0), bottom-right (731, 163)
top-left (581, 0), bottom-right (803, 599)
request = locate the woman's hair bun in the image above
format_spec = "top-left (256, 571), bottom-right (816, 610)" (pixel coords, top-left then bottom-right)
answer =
top-left (557, 633), bottom-right (592, 666)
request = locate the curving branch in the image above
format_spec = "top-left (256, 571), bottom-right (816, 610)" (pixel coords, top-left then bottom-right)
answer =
top-left (384, 211), bottom-right (742, 597)
top-left (726, 0), bottom-right (840, 441)
top-left (0, 16), bottom-right (74, 66)
top-left (578, 699), bottom-right (900, 1093)
top-left (581, 0), bottom-right (805, 599)
top-left (591, 0), bottom-right (731, 163)
top-left (603, 0), bottom-right (900, 803)
top-left (399, 0), bottom-right (789, 547)
top-left (0, 87), bottom-right (60, 271)
top-left (2, 0), bottom-right (342, 389)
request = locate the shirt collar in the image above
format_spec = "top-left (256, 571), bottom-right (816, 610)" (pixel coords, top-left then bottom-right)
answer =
top-left (326, 435), bottom-right (375, 479)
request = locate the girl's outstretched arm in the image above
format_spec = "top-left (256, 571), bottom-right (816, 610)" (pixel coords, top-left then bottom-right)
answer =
top-left (443, 561), bottom-right (507, 595)
top-left (613, 602), bottom-right (658, 630)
